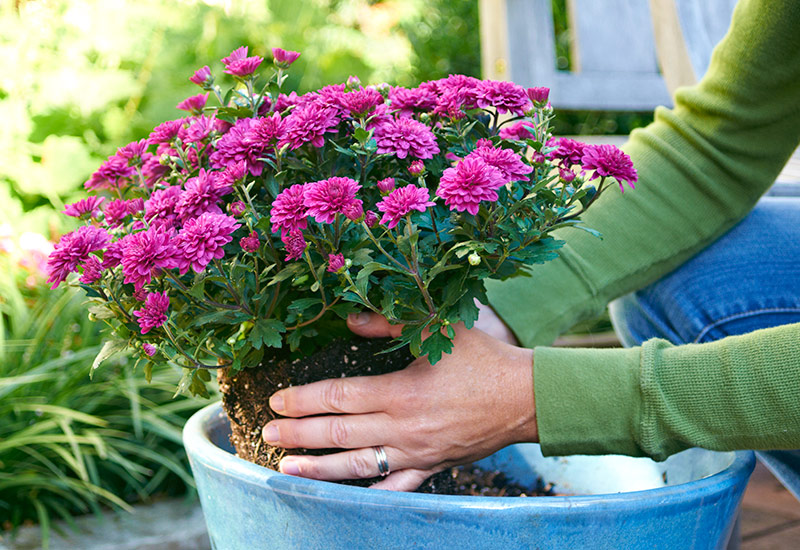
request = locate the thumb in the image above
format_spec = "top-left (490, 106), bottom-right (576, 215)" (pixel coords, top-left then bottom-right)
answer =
top-left (347, 312), bottom-right (404, 338)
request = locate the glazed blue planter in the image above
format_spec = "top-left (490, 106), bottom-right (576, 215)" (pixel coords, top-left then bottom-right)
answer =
top-left (184, 402), bottom-right (754, 550)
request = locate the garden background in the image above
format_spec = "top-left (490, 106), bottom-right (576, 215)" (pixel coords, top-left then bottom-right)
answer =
top-left (0, 0), bottom-right (651, 542)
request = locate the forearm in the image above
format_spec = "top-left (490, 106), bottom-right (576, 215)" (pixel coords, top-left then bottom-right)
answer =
top-left (534, 323), bottom-right (800, 460)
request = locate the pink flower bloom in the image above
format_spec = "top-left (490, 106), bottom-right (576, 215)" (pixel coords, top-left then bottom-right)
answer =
top-left (182, 115), bottom-right (216, 144)
top-left (364, 210), bottom-right (379, 227)
top-left (229, 201), bottom-right (247, 216)
top-left (343, 201), bottom-right (364, 221)
top-left (282, 229), bottom-right (307, 261)
top-left (338, 88), bottom-right (384, 116)
top-left (272, 47), bottom-right (301, 68)
top-left (270, 184), bottom-right (308, 237)
top-left (389, 86), bottom-right (437, 117)
top-left (117, 140), bottom-right (149, 165)
top-left (377, 185), bottom-right (435, 229)
top-left (148, 119), bottom-right (185, 145)
top-left (273, 92), bottom-right (301, 113)
top-left (281, 102), bottom-right (340, 150)
top-left (177, 93), bottom-right (209, 114)
top-left (436, 156), bottom-right (506, 215)
top-left (220, 161), bottom-right (248, 186)
top-left (84, 155), bottom-right (136, 190)
top-left (248, 113), bottom-right (285, 153)
top-left (373, 117), bottom-right (440, 160)
top-left (303, 177), bottom-right (362, 224)
top-left (101, 238), bottom-right (126, 270)
top-left (174, 213), bottom-right (241, 274)
top-left (128, 198), bottom-right (145, 215)
top-left (430, 75), bottom-right (481, 119)
top-left (239, 230), bottom-right (260, 253)
top-left (133, 291), bottom-right (170, 334)
top-left (475, 80), bottom-right (531, 116)
top-left (143, 343), bottom-right (157, 357)
top-left (222, 46), bottom-right (263, 77)
top-left (176, 169), bottom-right (232, 222)
top-left (466, 143), bottom-right (532, 183)
top-left (142, 154), bottom-right (168, 186)
top-left (327, 253), bottom-right (345, 273)
top-left (559, 168), bottom-right (576, 183)
top-left (210, 118), bottom-right (261, 175)
top-left (499, 120), bottom-right (535, 141)
top-left (377, 177), bottom-right (396, 193)
top-left (190, 65), bottom-right (212, 86)
top-left (145, 186), bottom-right (183, 228)
top-left (104, 199), bottom-right (132, 226)
top-left (133, 287), bottom-right (147, 302)
top-left (548, 138), bottom-right (586, 167)
top-left (121, 226), bottom-right (179, 291)
top-left (64, 196), bottom-right (105, 219)
top-left (526, 87), bottom-right (550, 105)
top-left (79, 255), bottom-right (103, 284)
top-left (47, 226), bottom-right (112, 288)
top-left (408, 160), bottom-right (425, 175)
top-left (581, 144), bottom-right (638, 191)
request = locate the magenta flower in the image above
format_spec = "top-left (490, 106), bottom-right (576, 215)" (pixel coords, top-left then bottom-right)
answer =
top-left (121, 226), bottom-right (179, 291)
top-left (303, 177), bottom-right (362, 224)
top-left (104, 199), bottom-right (132, 226)
top-left (281, 102), bottom-right (340, 150)
top-left (338, 88), bottom-right (384, 116)
top-left (229, 201), bottom-right (247, 217)
top-left (174, 213), bottom-right (241, 274)
top-left (408, 160), bottom-right (425, 175)
top-left (249, 113), bottom-right (285, 151)
top-left (389, 86), bottom-right (437, 117)
top-left (430, 75), bottom-right (480, 118)
top-left (148, 119), bottom-right (185, 145)
top-left (377, 177), bottom-right (396, 193)
top-left (559, 167), bottom-right (577, 183)
top-left (272, 47), bottom-right (301, 68)
top-left (436, 157), bottom-right (506, 215)
top-left (499, 120), bottom-right (535, 141)
top-left (190, 65), bottom-right (212, 86)
top-left (377, 185), bottom-right (436, 229)
top-left (548, 138), bottom-right (586, 167)
top-left (101, 238), bottom-right (126, 270)
top-left (475, 80), bottom-right (531, 116)
top-left (79, 255), bottom-right (104, 284)
top-left (270, 184), bottom-right (308, 237)
top-left (84, 155), bottom-right (136, 190)
top-left (364, 210), bottom-right (379, 227)
top-left (273, 92), bottom-right (301, 113)
top-left (220, 161), bottom-right (248, 186)
top-left (64, 196), bottom-right (105, 219)
top-left (177, 93), bottom-right (209, 114)
top-left (210, 118), bottom-right (263, 175)
top-left (133, 291), bottom-right (170, 334)
top-left (581, 144), bottom-right (638, 191)
top-left (526, 87), bottom-right (550, 105)
top-left (142, 343), bottom-right (158, 357)
top-left (327, 253), bottom-right (345, 273)
top-left (282, 229), bottom-right (307, 261)
top-left (117, 139), bottom-right (149, 166)
top-left (466, 143), bottom-right (532, 183)
top-left (145, 186), bottom-right (183, 228)
top-left (222, 46), bottom-right (263, 77)
top-left (374, 116), bottom-right (440, 160)
top-left (47, 226), bottom-right (112, 288)
top-left (240, 231), bottom-right (260, 253)
top-left (182, 114), bottom-right (216, 144)
top-left (128, 198), bottom-right (145, 215)
top-left (176, 169), bottom-right (232, 222)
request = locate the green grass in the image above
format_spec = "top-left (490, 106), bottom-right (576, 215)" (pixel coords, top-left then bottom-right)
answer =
top-left (0, 276), bottom-right (210, 544)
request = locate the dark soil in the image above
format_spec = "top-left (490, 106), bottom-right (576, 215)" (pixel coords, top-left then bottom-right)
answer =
top-left (218, 336), bottom-right (553, 497)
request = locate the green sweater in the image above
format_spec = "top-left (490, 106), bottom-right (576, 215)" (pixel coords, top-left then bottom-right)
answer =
top-left (486, 0), bottom-right (800, 461)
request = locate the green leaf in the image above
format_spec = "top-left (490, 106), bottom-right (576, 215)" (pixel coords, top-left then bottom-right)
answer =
top-left (354, 127), bottom-right (371, 143)
top-left (249, 319), bottom-right (286, 349)
top-left (187, 278), bottom-right (206, 300)
top-left (91, 340), bottom-right (128, 376)
top-left (87, 304), bottom-right (116, 320)
top-left (420, 330), bottom-right (454, 365)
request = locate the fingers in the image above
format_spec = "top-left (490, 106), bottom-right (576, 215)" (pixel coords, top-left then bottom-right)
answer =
top-left (369, 469), bottom-right (431, 492)
top-left (278, 446), bottom-right (403, 482)
top-left (263, 413), bottom-right (391, 450)
top-left (347, 312), bottom-right (403, 338)
top-left (270, 374), bottom-right (392, 417)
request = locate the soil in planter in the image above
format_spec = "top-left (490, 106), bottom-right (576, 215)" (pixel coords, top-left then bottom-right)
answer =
top-left (218, 336), bottom-right (554, 497)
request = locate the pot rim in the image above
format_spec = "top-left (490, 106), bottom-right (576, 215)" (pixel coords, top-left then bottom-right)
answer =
top-left (184, 401), bottom-right (755, 511)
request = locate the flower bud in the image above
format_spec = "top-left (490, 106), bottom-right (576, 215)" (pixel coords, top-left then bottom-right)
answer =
top-left (346, 75), bottom-right (361, 91)
top-left (559, 168), bottom-right (576, 183)
top-left (143, 343), bottom-right (157, 357)
top-left (272, 47), bottom-right (301, 69)
top-left (190, 65), bottom-right (213, 88)
top-left (239, 231), bottom-right (260, 253)
top-left (327, 253), bottom-right (346, 273)
top-left (364, 210), bottom-right (379, 227)
top-left (376, 177), bottom-right (396, 194)
top-left (468, 252), bottom-right (481, 266)
top-left (526, 86), bottom-right (550, 105)
top-left (229, 201), bottom-right (247, 216)
top-left (408, 160), bottom-right (425, 176)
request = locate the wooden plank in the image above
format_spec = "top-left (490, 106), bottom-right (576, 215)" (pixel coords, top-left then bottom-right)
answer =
top-left (649, 0), bottom-right (698, 94)
top-left (479, 0), bottom-right (512, 81)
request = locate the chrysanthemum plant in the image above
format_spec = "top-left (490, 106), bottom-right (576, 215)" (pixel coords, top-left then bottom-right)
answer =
top-left (48, 46), bottom-right (637, 397)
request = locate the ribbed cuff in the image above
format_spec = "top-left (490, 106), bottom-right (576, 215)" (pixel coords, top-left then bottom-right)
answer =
top-left (534, 346), bottom-right (646, 457)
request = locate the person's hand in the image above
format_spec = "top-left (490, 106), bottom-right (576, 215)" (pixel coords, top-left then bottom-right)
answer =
top-left (262, 313), bottom-right (537, 492)
top-left (473, 301), bottom-right (519, 345)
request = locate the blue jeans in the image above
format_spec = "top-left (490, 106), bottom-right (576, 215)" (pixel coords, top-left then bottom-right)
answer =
top-left (609, 197), bottom-right (800, 500)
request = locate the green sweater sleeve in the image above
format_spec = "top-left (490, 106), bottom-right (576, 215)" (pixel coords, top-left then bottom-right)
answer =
top-left (485, 0), bottom-right (800, 457)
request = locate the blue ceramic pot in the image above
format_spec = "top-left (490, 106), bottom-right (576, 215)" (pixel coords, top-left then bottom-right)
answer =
top-left (184, 402), bottom-right (754, 550)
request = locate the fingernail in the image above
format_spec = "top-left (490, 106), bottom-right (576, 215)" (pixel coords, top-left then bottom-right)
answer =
top-left (348, 312), bottom-right (370, 326)
top-left (262, 424), bottom-right (279, 443)
top-left (270, 393), bottom-right (284, 413)
top-left (281, 458), bottom-right (300, 476)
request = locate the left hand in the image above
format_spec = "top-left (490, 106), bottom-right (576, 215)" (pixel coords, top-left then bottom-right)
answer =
top-left (262, 313), bottom-right (537, 491)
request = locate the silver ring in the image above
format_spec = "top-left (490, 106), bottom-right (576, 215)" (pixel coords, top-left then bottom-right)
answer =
top-left (373, 446), bottom-right (390, 477)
